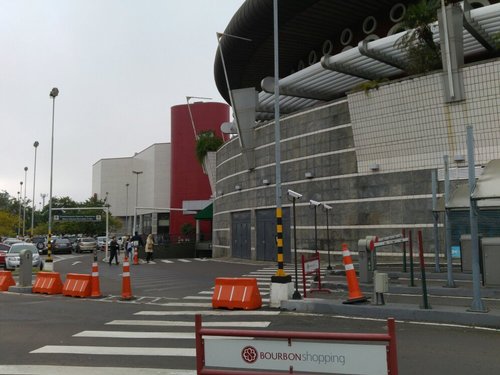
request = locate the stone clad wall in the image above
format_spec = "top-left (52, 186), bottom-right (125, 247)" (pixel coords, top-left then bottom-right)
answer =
top-left (213, 58), bottom-right (500, 260)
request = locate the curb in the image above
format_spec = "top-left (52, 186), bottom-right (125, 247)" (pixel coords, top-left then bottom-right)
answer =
top-left (281, 299), bottom-right (500, 329)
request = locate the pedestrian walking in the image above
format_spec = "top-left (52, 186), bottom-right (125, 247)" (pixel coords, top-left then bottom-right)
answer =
top-left (145, 233), bottom-right (154, 263)
top-left (109, 236), bottom-right (120, 265)
top-left (124, 235), bottom-right (133, 260)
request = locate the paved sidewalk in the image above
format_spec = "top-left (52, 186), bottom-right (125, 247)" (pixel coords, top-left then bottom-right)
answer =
top-left (281, 269), bottom-right (500, 329)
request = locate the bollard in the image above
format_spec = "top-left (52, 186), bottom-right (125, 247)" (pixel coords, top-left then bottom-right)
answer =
top-left (19, 249), bottom-right (33, 287)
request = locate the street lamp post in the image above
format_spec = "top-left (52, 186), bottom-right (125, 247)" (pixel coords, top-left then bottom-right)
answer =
top-left (323, 203), bottom-right (333, 271)
top-left (47, 87), bottom-right (59, 268)
top-left (22, 166), bottom-right (28, 237)
top-left (310, 200), bottom-right (320, 255)
top-left (287, 190), bottom-right (302, 300)
top-left (132, 171), bottom-right (143, 234)
top-left (31, 141), bottom-right (39, 237)
top-left (125, 183), bottom-right (130, 234)
top-left (17, 186), bottom-right (22, 237)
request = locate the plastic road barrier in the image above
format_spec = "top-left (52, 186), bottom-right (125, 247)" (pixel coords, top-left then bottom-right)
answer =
top-left (0, 271), bottom-right (16, 291)
top-left (32, 272), bottom-right (63, 294)
top-left (62, 273), bottom-right (92, 298)
top-left (212, 278), bottom-right (262, 310)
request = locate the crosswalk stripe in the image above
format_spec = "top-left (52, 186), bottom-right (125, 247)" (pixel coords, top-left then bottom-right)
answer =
top-left (30, 346), bottom-right (195, 357)
top-left (135, 310), bottom-right (280, 316)
top-left (160, 259), bottom-right (174, 264)
top-left (159, 302), bottom-right (213, 307)
top-left (106, 320), bottom-right (271, 327)
top-left (177, 259), bottom-right (191, 263)
top-left (194, 258), bottom-right (210, 261)
top-left (73, 331), bottom-right (247, 340)
top-left (0, 365), bottom-right (196, 375)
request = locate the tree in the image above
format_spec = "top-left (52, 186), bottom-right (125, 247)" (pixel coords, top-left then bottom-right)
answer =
top-left (0, 211), bottom-right (18, 237)
top-left (396, 0), bottom-right (442, 74)
top-left (195, 131), bottom-right (224, 165)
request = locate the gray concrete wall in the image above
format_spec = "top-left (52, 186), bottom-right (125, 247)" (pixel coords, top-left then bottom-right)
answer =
top-left (213, 59), bottom-right (500, 263)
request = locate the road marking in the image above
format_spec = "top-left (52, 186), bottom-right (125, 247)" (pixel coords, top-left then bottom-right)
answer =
top-left (160, 302), bottom-right (213, 307)
top-left (177, 259), bottom-right (191, 263)
top-left (0, 365), bottom-right (196, 375)
top-left (31, 346), bottom-right (195, 357)
top-left (106, 320), bottom-right (271, 327)
top-left (73, 330), bottom-right (247, 340)
top-left (194, 258), bottom-right (210, 261)
top-left (71, 261), bottom-right (82, 266)
top-left (161, 259), bottom-right (174, 263)
top-left (135, 310), bottom-right (280, 316)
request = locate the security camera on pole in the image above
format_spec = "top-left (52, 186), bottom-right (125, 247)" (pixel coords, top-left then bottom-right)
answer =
top-left (309, 200), bottom-right (321, 255)
top-left (322, 203), bottom-right (333, 271)
top-left (287, 190), bottom-right (302, 300)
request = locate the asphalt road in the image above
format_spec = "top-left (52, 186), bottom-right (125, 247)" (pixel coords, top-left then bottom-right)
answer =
top-left (0, 253), bottom-right (499, 374)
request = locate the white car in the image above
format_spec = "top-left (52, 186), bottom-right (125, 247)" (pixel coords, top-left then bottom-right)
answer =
top-left (5, 243), bottom-right (43, 270)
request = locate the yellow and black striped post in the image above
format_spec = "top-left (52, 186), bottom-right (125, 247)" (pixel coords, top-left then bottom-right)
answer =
top-left (275, 207), bottom-right (285, 277)
top-left (46, 232), bottom-right (53, 263)
top-left (272, 208), bottom-right (291, 283)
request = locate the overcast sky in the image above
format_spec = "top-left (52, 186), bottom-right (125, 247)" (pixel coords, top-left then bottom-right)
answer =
top-left (0, 0), bottom-right (243, 205)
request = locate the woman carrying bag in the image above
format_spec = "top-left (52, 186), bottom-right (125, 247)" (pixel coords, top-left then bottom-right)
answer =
top-left (146, 233), bottom-right (154, 263)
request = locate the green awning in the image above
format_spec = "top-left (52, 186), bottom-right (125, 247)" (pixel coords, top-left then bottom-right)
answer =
top-left (195, 203), bottom-right (213, 220)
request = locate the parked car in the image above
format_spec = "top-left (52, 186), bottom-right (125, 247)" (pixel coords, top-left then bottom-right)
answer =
top-left (96, 236), bottom-right (108, 250)
top-left (75, 237), bottom-right (98, 253)
top-left (51, 238), bottom-right (73, 254)
top-left (5, 243), bottom-right (43, 270)
top-left (31, 236), bottom-right (47, 252)
top-left (3, 238), bottom-right (22, 246)
top-left (0, 243), bottom-right (10, 268)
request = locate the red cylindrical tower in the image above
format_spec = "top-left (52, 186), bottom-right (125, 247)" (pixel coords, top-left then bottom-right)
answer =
top-left (170, 101), bottom-right (229, 240)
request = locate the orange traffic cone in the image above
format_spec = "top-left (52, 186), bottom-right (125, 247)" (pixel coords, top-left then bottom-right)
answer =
top-left (341, 243), bottom-right (368, 304)
top-left (133, 247), bottom-right (139, 265)
top-left (90, 260), bottom-right (102, 298)
top-left (121, 259), bottom-right (133, 300)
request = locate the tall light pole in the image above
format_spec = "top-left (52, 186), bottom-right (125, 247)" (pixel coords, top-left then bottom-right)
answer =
top-left (132, 171), bottom-right (143, 234)
top-left (40, 193), bottom-right (47, 208)
top-left (22, 166), bottom-right (28, 237)
top-left (31, 141), bottom-right (39, 237)
top-left (125, 183), bottom-right (130, 234)
top-left (47, 87), bottom-right (59, 268)
top-left (323, 203), bottom-right (333, 270)
top-left (17, 186), bottom-right (22, 237)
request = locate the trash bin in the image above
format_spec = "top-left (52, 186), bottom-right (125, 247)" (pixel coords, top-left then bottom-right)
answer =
top-left (480, 237), bottom-right (500, 286)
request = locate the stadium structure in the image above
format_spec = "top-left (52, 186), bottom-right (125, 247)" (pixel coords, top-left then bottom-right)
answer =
top-left (210, 0), bottom-right (500, 273)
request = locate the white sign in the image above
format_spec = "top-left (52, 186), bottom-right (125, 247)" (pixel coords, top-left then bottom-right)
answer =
top-left (204, 339), bottom-right (388, 375)
top-left (305, 258), bottom-right (320, 274)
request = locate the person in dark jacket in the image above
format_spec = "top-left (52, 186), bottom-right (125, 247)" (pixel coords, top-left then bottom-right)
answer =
top-left (109, 236), bottom-right (120, 265)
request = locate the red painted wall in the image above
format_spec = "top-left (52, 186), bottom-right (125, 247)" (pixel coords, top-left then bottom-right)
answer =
top-left (170, 102), bottom-right (229, 239)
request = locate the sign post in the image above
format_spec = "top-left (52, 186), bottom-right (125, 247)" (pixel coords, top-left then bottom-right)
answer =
top-left (301, 253), bottom-right (330, 298)
top-left (195, 314), bottom-right (398, 375)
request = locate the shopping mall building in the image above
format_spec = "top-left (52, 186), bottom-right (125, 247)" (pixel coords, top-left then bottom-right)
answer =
top-left (211, 0), bottom-right (500, 264)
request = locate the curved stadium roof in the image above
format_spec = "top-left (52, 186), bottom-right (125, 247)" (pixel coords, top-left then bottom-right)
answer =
top-left (214, 0), bottom-right (500, 120)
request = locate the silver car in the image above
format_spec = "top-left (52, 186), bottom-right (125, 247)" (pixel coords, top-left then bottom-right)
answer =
top-left (75, 237), bottom-right (98, 253)
top-left (5, 243), bottom-right (43, 270)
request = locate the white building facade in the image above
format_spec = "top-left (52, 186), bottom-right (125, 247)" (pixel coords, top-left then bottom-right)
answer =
top-left (92, 143), bottom-right (171, 236)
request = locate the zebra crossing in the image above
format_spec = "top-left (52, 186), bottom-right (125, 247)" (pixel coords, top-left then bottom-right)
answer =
top-left (16, 308), bottom-right (280, 374)
top-left (1, 265), bottom-right (309, 374)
